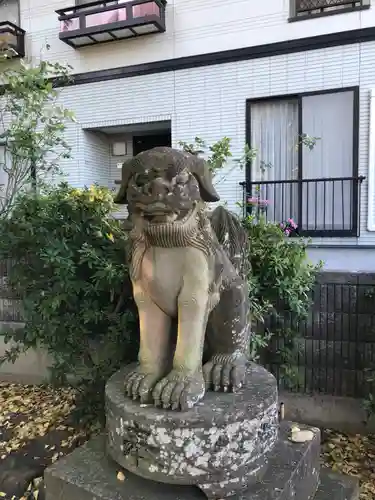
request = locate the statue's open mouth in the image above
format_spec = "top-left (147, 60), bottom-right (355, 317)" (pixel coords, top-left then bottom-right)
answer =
top-left (134, 200), bottom-right (197, 226)
top-left (135, 202), bottom-right (177, 224)
top-left (143, 213), bottom-right (172, 223)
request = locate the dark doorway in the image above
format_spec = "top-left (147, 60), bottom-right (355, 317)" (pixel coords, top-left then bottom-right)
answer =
top-left (132, 131), bottom-right (171, 156)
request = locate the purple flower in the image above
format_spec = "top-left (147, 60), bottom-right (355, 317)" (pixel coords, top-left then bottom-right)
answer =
top-left (284, 229), bottom-right (291, 236)
top-left (287, 218), bottom-right (298, 229)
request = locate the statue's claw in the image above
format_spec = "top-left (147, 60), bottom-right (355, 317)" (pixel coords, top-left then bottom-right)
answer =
top-left (203, 354), bottom-right (247, 393)
top-left (124, 367), bottom-right (164, 404)
top-left (152, 370), bottom-right (206, 411)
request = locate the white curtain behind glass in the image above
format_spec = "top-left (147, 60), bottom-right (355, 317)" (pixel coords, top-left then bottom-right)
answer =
top-left (250, 100), bottom-right (299, 224)
top-left (302, 91), bottom-right (353, 230)
top-left (0, 146), bottom-right (8, 210)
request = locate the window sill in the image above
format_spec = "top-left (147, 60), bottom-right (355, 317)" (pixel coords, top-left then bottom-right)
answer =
top-left (288, 4), bottom-right (370, 22)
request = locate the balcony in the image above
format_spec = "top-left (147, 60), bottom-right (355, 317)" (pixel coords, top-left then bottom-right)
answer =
top-left (56, 0), bottom-right (167, 49)
top-left (291, 0), bottom-right (370, 20)
top-left (240, 176), bottom-right (365, 237)
top-left (0, 21), bottom-right (25, 58)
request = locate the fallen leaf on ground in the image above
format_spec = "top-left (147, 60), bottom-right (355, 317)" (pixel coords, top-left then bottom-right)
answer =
top-left (0, 382), bottom-right (77, 457)
top-left (321, 428), bottom-right (375, 500)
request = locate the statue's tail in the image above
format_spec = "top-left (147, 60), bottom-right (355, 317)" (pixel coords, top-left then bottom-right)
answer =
top-left (210, 205), bottom-right (250, 280)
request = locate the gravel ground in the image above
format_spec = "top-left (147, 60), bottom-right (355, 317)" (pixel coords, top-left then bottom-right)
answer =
top-left (0, 382), bottom-right (374, 499)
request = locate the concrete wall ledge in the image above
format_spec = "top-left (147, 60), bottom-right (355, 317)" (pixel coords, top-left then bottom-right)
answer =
top-left (280, 390), bottom-right (375, 434)
top-left (0, 323), bottom-right (52, 384)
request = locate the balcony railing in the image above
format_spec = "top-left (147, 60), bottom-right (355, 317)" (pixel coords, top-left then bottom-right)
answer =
top-left (56, 0), bottom-right (167, 49)
top-left (0, 21), bottom-right (25, 58)
top-left (294, 0), bottom-right (369, 18)
top-left (240, 176), bottom-right (365, 237)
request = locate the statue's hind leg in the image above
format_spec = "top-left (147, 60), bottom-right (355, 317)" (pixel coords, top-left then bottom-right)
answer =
top-left (203, 278), bottom-right (250, 392)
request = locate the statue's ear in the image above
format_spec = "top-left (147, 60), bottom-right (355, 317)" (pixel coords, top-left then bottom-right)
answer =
top-left (114, 159), bottom-right (135, 204)
top-left (188, 156), bottom-right (220, 203)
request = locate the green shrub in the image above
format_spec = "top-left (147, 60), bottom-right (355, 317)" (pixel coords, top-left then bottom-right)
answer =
top-left (245, 214), bottom-right (322, 388)
top-left (0, 183), bottom-right (138, 425)
top-left (246, 215), bottom-right (319, 319)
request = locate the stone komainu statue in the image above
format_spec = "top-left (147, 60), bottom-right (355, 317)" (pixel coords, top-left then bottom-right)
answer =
top-left (114, 147), bottom-right (251, 411)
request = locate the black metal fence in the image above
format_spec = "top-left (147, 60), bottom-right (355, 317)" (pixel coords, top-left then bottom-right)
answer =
top-left (259, 273), bottom-right (375, 399)
top-left (241, 176), bottom-right (365, 237)
top-left (0, 259), bottom-right (22, 323)
top-left (1, 260), bottom-right (375, 399)
top-left (294, 0), bottom-right (367, 17)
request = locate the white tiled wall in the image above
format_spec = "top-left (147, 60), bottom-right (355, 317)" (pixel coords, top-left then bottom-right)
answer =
top-left (82, 130), bottom-right (110, 186)
top-left (19, 0), bottom-right (375, 75)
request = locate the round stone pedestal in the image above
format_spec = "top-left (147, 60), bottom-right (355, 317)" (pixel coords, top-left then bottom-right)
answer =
top-left (105, 363), bottom-right (279, 499)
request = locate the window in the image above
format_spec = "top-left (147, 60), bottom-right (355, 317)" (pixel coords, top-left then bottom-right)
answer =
top-left (76, 0), bottom-right (117, 2)
top-left (0, 0), bottom-right (20, 26)
top-left (58, 0), bottom-right (166, 48)
top-left (0, 144), bottom-right (8, 209)
top-left (0, 0), bottom-right (25, 59)
top-left (74, 0), bottom-right (119, 14)
top-left (246, 88), bottom-right (362, 237)
top-left (291, 0), bottom-right (370, 20)
top-left (0, 144), bottom-right (6, 179)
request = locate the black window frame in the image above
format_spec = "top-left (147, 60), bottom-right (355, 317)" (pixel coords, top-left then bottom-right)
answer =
top-left (244, 86), bottom-right (364, 237)
top-left (289, 0), bottom-right (370, 22)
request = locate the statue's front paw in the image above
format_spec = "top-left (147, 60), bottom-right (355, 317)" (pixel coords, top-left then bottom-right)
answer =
top-left (124, 367), bottom-right (164, 404)
top-left (152, 370), bottom-right (206, 411)
top-left (203, 353), bottom-right (247, 393)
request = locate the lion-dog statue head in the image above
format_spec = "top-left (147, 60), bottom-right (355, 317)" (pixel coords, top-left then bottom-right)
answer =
top-left (114, 146), bottom-right (220, 225)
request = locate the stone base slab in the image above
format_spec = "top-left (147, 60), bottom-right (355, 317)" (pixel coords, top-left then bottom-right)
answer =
top-left (43, 422), bottom-right (359, 500)
top-left (315, 470), bottom-right (359, 500)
